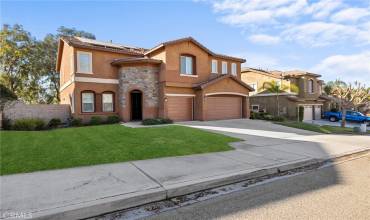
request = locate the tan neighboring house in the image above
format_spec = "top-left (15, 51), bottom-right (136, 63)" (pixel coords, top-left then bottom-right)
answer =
top-left (241, 67), bottom-right (330, 121)
top-left (57, 36), bottom-right (253, 122)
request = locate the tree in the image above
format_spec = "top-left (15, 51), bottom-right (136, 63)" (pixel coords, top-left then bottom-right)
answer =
top-left (0, 24), bottom-right (44, 103)
top-left (36, 27), bottom-right (96, 103)
top-left (325, 80), bottom-right (369, 127)
top-left (0, 24), bottom-right (96, 104)
top-left (262, 80), bottom-right (299, 116)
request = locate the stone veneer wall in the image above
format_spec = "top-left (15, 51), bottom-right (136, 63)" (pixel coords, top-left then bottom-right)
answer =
top-left (2, 101), bottom-right (71, 125)
top-left (118, 65), bottom-right (160, 120)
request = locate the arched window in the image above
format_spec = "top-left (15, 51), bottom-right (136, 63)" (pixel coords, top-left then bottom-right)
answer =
top-left (102, 91), bottom-right (114, 112)
top-left (81, 91), bottom-right (95, 113)
top-left (308, 79), bottom-right (314, 93)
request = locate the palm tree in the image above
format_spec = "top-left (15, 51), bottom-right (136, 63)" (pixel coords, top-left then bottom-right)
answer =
top-left (262, 80), bottom-right (299, 116)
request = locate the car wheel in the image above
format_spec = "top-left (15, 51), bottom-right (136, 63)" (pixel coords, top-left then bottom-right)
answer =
top-left (329, 116), bottom-right (337, 122)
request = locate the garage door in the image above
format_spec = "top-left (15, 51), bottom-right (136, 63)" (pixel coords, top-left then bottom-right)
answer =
top-left (167, 97), bottom-right (193, 121)
top-left (206, 96), bottom-right (242, 120)
top-left (314, 106), bottom-right (321, 120)
top-left (303, 106), bottom-right (313, 121)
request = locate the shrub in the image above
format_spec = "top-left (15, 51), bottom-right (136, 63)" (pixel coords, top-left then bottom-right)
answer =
top-left (2, 118), bottom-right (12, 130)
top-left (263, 114), bottom-right (273, 120)
top-left (272, 116), bottom-right (286, 122)
top-left (106, 115), bottom-right (120, 124)
top-left (12, 118), bottom-right (45, 131)
top-left (89, 116), bottom-right (102, 125)
top-left (330, 108), bottom-right (339, 112)
top-left (298, 106), bottom-right (304, 122)
top-left (48, 118), bottom-right (61, 128)
top-left (142, 118), bottom-right (173, 125)
top-left (70, 118), bottom-right (83, 127)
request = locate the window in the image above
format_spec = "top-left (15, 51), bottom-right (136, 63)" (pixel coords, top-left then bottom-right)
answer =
top-left (231, 63), bottom-right (237, 76)
top-left (308, 79), bottom-right (314, 93)
top-left (211, 60), bottom-right (218, 73)
top-left (77, 51), bottom-right (92, 73)
top-left (81, 92), bottom-right (94, 112)
top-left (248, 83), bottom-right (257, 95)
top-left (102, 93), bottom-right (114, 112)
top-left (252, 105), bottom-right (259, 112)
top-left (222, 61), bottom-right (228, 74)
top-left (180, 55), bottom-right (194, 75)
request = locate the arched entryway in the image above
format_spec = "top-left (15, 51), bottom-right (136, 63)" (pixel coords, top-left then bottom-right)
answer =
top-left (130, 90), bottom-right (142, 121)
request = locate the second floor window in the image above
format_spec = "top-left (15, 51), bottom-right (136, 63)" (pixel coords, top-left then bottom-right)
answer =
top-left (82, 92), bottom-right (94, 113)
top-left (77, 51), bottom-right (92, 74)
top-left (308, 79), bottom-right (314, 93)
top-left (231, 63), bottom-right (237, 76)
top-left (211, 60), bottom-right (218, 73)
top-left (222, 61), bottom-right (228, 74)
top-left (180, 55), bottom-right (194, 75)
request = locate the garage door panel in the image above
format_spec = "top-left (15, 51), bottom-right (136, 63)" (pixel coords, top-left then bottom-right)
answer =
top-left (206, 96), bottom-right (242, 120)
top-left (167, 97), bottom-right (193, 121)
top-left (303, 106), bottom-right (313, 121)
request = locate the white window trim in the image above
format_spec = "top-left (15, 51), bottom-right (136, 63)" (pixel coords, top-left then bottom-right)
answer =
top-left (180, 74), bottom-right (198, 78)
top-left (180, 55), bottom-right (195, 75)
top-left (308, 79), bottom-right (314, 94)
top-left (251, 104), bottom-right (259, 112)
top-left (77, 51), bottom-right (93, 74)
top-left (222, 61), bottom-right (228, 74)
top-left (231, 63), bottom-right (237, 76)
top-left (248, 82), bottom-right (258, 95)
top-left (102, 93), bottom-right (114, 112)
top-left (211, 60), bottom-right (218, 73)
top-left (81, 92), bottom-right (95, 113)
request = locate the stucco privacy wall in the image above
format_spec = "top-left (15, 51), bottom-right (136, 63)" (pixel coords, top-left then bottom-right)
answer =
top-left (2, 101), bottom-right (71, 123)
top-left (118, 65), bottom-right (160, 121)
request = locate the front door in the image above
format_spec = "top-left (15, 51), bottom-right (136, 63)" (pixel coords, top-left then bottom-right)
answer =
top-left (131, 90), bottom-right (142, 121)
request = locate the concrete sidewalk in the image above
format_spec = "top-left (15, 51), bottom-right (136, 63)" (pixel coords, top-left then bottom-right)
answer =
top-left (1, 120), bottom-right (369, 220)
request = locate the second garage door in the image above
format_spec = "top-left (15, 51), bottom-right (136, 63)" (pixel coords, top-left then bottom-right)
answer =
top-left (206, 96), bottom-right (242, 120)
top-left (167, 96), bottom-right (193, 121)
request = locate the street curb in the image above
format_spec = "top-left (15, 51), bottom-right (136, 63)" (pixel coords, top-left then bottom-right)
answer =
top-left (13, 149), bottom-right (370, 220)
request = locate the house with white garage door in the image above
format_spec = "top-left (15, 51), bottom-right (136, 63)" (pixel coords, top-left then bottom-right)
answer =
top-left (241, 68), bottom-right (331, 121)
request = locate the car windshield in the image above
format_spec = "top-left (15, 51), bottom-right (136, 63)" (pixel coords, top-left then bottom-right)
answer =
top-left (357, 112), bottom-right (364, 116)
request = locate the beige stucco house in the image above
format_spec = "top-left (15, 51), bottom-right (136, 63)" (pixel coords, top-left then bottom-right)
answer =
top-left (241, 67), bottom-right (331, 121)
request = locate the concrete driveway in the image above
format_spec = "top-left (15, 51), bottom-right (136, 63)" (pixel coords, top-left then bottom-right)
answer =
top-left (178, 119), bottom-right (370, 159)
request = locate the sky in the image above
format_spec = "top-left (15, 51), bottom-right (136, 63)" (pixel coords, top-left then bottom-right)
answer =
top-left (2, 0), bottom-right (370, 85)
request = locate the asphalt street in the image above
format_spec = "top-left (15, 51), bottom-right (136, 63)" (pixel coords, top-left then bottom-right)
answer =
top-left (146, 154), bottom-right (370, 220)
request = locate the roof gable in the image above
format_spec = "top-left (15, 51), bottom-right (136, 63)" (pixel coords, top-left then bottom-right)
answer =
top-left (193, 74), bottom-right (254, 91)
top-left (145, 37), bottom-right (246, 63)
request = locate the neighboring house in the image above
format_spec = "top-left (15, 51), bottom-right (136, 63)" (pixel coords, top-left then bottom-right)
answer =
top-left (57, 36), bottom-right (253, 122)
top-left (241, 67), bottom-right (329, 121)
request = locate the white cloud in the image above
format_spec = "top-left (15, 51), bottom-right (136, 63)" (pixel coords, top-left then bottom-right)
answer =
top-left (305, 0), bottom-right (343, 19)
top-left (202, 0), bottom-right (370, 46)
top-left (220, 10), bottom-right (273, 25)
top-left (282, 22), bottom-right (358, 46)
top-left (331, 7), bottom-right (370, 23)
top-left (312, 51), bottom-right (370, 85)
top-left (248, 34), bottom-right (280, 45)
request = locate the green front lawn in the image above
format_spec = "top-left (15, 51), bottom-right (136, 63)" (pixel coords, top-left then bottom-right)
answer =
top-left (275, 121), bottom-right (369, 134)
top-left (0, 125), bottom-right (238, 175)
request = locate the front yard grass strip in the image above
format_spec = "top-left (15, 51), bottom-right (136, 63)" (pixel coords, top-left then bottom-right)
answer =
top-left (0, 124), bottom-right (239, 175)
top-left (275, 121), bottom-right (369, 134)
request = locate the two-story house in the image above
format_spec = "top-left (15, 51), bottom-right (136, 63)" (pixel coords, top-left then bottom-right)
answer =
top-left (57, 36), bottom-right (253, 122)
top-left (241, 67), bottom-right (329, 121)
